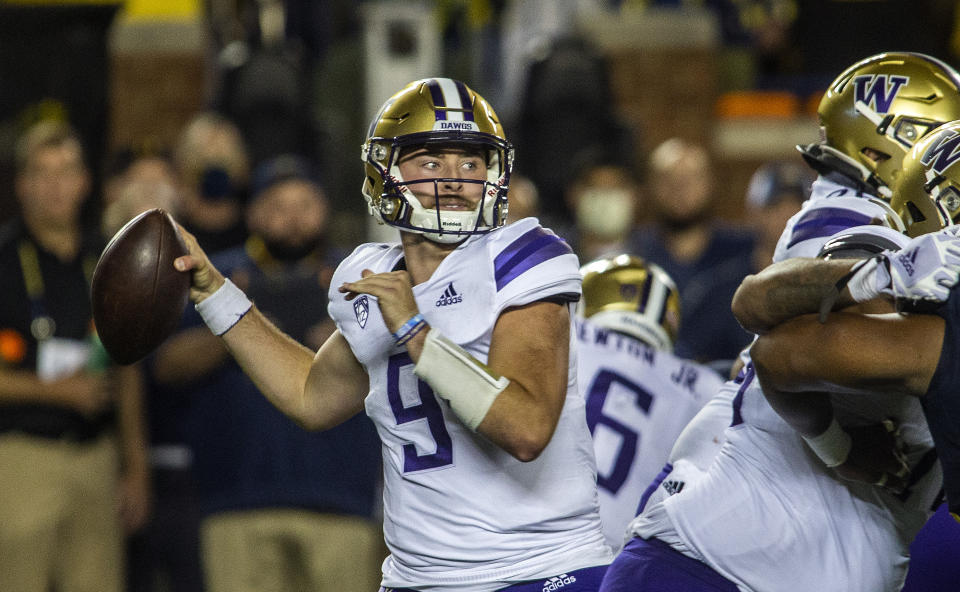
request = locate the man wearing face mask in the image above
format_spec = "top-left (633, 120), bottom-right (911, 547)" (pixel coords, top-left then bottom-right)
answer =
top-left (148, 155), bottom-right (384, 592)
top-left (565, 157), bottom-right (641, 262)
top-left (628, 138), bottom-right (754, 372)
top-left (173, 112), bottom-right (251, 255)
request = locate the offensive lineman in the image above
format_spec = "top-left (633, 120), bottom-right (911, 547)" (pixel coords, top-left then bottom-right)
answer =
top-left (173, 78), bottom-right (612, 591)
top-left (575, 255), bottom-right (723, 551)
top-left (601, 53), bottom-right (960, 591)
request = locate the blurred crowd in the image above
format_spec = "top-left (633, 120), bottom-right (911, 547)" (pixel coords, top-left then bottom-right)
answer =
top-left (2, 1), bottom-right (960, 591)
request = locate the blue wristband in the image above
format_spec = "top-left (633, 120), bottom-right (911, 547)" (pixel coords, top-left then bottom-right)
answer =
top-left (393, 313), bottom-right (426, 344)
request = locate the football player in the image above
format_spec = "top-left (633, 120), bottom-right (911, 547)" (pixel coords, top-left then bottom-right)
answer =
top-left (779, 51), bottom-right (960, 259)
top-left (600, 120), bottom-right (960, 592)
top-left (575, 255), bottom-right (724, 551)
top-left (173, 78), bottom-right (613, 591)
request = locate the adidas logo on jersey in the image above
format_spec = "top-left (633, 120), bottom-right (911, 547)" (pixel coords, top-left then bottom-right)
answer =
top-left (663, 479), bottom-right (685, 496)
top-left (435, 282), bottom-right (462, 307)
top-left (542, 574), bottom-right (576, 592)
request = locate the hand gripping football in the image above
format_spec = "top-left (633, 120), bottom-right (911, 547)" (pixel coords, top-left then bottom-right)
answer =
top-left (91, 208), bottom-right (190, 364)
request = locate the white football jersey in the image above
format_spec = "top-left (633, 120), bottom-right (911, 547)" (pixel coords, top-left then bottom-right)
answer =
top-left (628, 176), bottom-right (942, 591)
top-left (575, 317), bottom-right (723, 551)
top-left (328, 219), bottom-right (612, 591)
top-left (773, 175), bottom-right (900, 262)
top-left (631, 363), bottom-right (940, 592)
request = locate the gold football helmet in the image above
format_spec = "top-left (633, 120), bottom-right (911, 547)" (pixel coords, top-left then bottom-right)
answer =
top-left (800, 52), bottom-right (960, 199)
top-left (361, 78), bottom-right (513, 243)
top-left (577, 254), bottom-right (680, 351)
top-left (890, 119), bottom-right (960, 237)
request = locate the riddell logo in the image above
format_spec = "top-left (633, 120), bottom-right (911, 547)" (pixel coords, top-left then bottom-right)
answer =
top-left (542, 574), bottom-right (576, 592)
top-left (436, 282), bottom-right (462, 306)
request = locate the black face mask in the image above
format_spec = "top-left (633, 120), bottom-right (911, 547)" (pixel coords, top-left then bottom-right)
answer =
top-left (261, 236), bottom-right (322, 263)
top-left (199, 166), bottom-right (234, 201)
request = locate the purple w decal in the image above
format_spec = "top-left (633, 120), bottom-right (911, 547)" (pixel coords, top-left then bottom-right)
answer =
top-left (854, 74), bottom-right (909, 114)
top-left (921, 130), bottom-right (960, 174)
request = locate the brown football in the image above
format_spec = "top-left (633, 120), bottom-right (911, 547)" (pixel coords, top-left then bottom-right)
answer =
top-left (91, 208), bottom-right (191, 365)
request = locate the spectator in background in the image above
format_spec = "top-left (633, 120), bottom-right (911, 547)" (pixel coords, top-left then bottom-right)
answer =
top-left (629, 137), bottom-right (753, 370)
top-left (98, 148), bottom-right (207, 592)
top-left (101, 148), bottom-right (181, 236)
top-left (505, 173), bottom-right (540, 224)
top-left (743, 159), bottom-right (812, 272)
top-left (151, 154), bottom-right (382, 592)
top-left (0, 119), bottom-right (150, 592)
top-left (564, 155), bottom-right (641, 262)
top-left (512, 34), bottom-right (635, 226)
top-left (172, 112), bottom-right (250, 255)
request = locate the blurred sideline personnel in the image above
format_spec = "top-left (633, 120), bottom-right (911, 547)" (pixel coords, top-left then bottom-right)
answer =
top-left (172, 112), bottom-right (250, 255)
top-left (100, 149), bottom-right (206, 592)
top-left (575, 255), bottom-right (723, 551)
top-left (628, 137), bottom-right (754, 369)
top-left (0, 120), bottom-right (150, 592)
top-left (151, 154), bottom-right (382, 592)
top-left (601, 53), bottom-right (960, 592)
top-left (173, 77), bottom-right (613, 591)
top-left (564, 157), bottom-right (641, 263)
top-left (743, 159), bottom-right (812, 271)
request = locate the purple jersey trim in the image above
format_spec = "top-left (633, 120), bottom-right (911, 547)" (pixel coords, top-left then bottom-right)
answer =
top-left (636, 462), bottom-right (674, 515)
top-left (730, 364), bottom-right (755, 427)
top-left (786, 208), bottom-right (874, 249)
top-left (494, 228), bottom-right (573, 291)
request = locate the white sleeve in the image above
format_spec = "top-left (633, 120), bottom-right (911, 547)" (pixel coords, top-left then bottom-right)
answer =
top-left (487, 219), bottom-right (581, 312)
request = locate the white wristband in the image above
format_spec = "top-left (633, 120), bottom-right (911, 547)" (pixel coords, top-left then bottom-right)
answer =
top-left (195, 278), bottom-right (252, 336)
top-left (414, 328), bottom-right (509, 431)
top-left (846, 258), bottom-right (882, 303)
top-left (802, 417), bottom-right (852, 468)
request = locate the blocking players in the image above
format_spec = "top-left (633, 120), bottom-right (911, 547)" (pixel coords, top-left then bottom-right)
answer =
top-left (600, 117), bottom-right (960, 592)
top-left (575, 255), bottom-right (724, 551)
top-left (173, 78), bottom-right (613, 591)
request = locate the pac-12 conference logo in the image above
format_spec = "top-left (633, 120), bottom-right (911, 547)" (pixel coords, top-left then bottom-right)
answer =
top-left (853, 74), bottom-right (909, 114)
top-left (354, 295), bottom-right (369, 328)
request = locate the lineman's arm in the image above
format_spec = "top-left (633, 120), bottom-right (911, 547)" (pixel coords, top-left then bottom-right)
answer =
top-left (174, 228), bottom-right (368, 431)
top-left (732, 258), bottom-right (862, 335)
top-left (735, 228), bottom-right (960, 334)
top-left (750, 311), bottom-right (943, 401)
top-left (751, 311), bottom-right (944, 487)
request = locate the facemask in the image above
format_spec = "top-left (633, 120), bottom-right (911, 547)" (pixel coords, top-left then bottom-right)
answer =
top-left (199, 166), bottom-right (234, 201)
top-left (575, 188), bottom-right (635, 238)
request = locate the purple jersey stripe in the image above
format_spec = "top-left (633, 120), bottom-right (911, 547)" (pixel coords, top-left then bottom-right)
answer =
top-left (454, 80), bottom-right (475, 121)
top-left (426, 80), bottom-right (447, 120)
top-left (635, 462), bottom-right (673, 515)
top-left (786, 208), bottom-right (874, 249)
top-left (494, 228), bottom-right (573, 291)
top-left (730, 363), bottom-right (755, 427)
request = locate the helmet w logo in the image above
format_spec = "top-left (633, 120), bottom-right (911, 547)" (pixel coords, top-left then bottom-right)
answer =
top-left (921, 129), bottom-right (960, 174)
top-left (854, 74), bottom-right (910, 114)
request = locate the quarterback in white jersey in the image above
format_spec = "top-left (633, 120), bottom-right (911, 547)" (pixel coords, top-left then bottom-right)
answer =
top-left (574, 255), bottom-right (723, 551)
top-left (174, 77), bottom-right (612, 592)
top-left (601, 52), bottom-right (960, 592)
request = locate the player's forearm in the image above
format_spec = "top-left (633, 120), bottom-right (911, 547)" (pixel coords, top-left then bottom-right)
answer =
top-left (219, 305), bottom-right (317, 423)
top-left (732, 258), bottom-right (857, 334)
top-left (475, 382), bottom-right (563, 462)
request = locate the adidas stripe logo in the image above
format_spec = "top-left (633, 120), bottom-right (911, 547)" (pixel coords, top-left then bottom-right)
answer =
top-left (542, 574), bottom-right (577, 591)
top-left (435, 282), bottom-right (463, 307)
